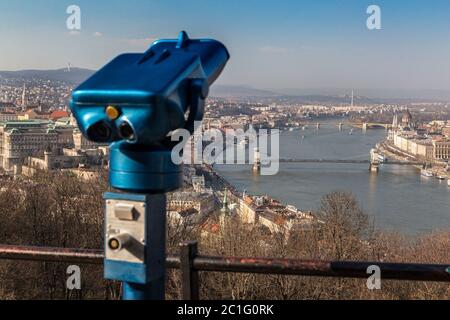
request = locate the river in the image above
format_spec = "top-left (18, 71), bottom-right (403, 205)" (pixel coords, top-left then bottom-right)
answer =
top-left (215, 119), bottom-right (450, 234)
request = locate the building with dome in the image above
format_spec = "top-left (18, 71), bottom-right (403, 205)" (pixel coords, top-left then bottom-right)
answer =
top-left (388, 109), bottom-right (450, 162)
top-left (400, 108), bottom-right (413, 129)
top-left (391, 108), bottom-right (414, 131)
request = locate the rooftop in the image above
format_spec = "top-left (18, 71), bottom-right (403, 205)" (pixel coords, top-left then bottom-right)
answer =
top-left (0, 119), bottom-right (52, 128)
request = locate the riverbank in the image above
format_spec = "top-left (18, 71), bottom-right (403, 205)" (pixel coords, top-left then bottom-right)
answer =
top-left (377, 139), bottom-right (450, 180)
top-left (198, 164), bottom-right (317, 233)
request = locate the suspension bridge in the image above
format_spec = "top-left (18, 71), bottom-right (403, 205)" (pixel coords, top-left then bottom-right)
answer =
top-left (278, 159), bottom-right (423, 165)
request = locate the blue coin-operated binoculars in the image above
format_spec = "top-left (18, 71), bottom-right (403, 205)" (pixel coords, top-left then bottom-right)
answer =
top-left (70, 31), bottom-right (229, 300)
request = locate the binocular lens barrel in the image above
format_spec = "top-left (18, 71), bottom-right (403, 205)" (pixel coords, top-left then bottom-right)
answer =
top-left (119, 121), bottom-right (136, 142)
top-left (87, 121), bottom-right (112, 143)
top-left (85, 117), bottom-right (138, 144)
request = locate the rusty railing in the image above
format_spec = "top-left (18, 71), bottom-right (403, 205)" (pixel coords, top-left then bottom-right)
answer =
top-left (0, 242), bottom-right (449, 300)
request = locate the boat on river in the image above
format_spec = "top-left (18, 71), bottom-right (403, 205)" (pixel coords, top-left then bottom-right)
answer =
top-left (377, 154), bottom-right (387, 163)
top-left (421, 169), bottom-right (433, 178)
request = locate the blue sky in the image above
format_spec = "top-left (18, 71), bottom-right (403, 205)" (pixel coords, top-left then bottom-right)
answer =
top-left (1, 0), bottom-right (450, 92)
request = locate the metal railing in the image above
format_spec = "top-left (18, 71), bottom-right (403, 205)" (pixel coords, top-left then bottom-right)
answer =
top-left (1, 242), bottom-right (449, 300)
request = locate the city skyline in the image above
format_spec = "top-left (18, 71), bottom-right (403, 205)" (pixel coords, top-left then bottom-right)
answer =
top-left (1, 0), bottom-right (450, 93)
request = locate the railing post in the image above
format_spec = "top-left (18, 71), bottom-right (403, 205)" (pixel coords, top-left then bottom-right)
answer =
top-left (180, 241), bottom-right (199, 300)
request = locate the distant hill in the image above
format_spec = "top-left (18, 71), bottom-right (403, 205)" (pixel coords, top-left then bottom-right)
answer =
top-left (276, 88), bottom-right (450, 102)
top-left (210, 85), bottom-right (278, 97)
top-left (275, 94), bottom-right (382, 105)
top-left (210, 85), bottom-right (450, 103)
top-left (210, 85), bottom-right (382, 104)
top-left (0, 68), bottom-right (95, 85)
top-left (1, 69), bottom-right (446, 103)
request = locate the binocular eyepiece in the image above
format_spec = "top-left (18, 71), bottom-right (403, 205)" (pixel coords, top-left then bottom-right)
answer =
top-left (70, 31), bottom-right (229, 146)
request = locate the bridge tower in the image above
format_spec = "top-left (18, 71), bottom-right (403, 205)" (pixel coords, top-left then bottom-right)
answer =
top-left (369, 148), bottom-right (379, 173)
top-left (316, 123), bottom-right (321, 130)
top-left (253, 147), bottom-right (261, 174)
top-left (338, 123), bottom-right (343, 131)
top-left (369, 161), bottom-right (379, 173)
top-left (362, 122), bottom-right (368, 132)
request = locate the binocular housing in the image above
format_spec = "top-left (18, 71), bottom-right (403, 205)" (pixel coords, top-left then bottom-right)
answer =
top-left (71, 31), bottom-right (228, 146)
top-left (70, 32), bottom-right (229, 192)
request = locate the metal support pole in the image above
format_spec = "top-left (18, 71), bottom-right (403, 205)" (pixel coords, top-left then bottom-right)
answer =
top-left (180, 241), bottom-right (199, 300)
top-left (104, 192), bottom-right (167, 300)
top-left (121, 194), bottom-right (166, 300)
top-left (122, 277), bottom-right (165, 300)
top-left (125, 193), bottom-right (166, 300)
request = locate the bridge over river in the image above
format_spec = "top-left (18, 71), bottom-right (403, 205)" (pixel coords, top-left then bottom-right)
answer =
top-left (278, 159), bottom-right (423, 165)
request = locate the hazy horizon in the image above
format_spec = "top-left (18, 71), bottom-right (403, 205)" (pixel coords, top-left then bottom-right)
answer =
top-left (2, 66), bottom-right (450, 101)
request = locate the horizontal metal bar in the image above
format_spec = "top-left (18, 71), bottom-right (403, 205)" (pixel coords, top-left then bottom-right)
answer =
top-left (193, 256), bottom-right (450, 282)
top-left (0, 245), bottom-right (449, 282)
top-left (330, 261), bottom-right (450, 282)
top-left (167, 255), bottom-right (181, 269)
top-left (0, 244), bottom-right (181, 268)
top-left (0, 245), bottom-right (104, 265)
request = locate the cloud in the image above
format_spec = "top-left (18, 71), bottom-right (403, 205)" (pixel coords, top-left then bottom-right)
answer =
top-left (93, 31), bottom-right (103, 37)
top-left (259, 46), bottom-right (290, 54)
